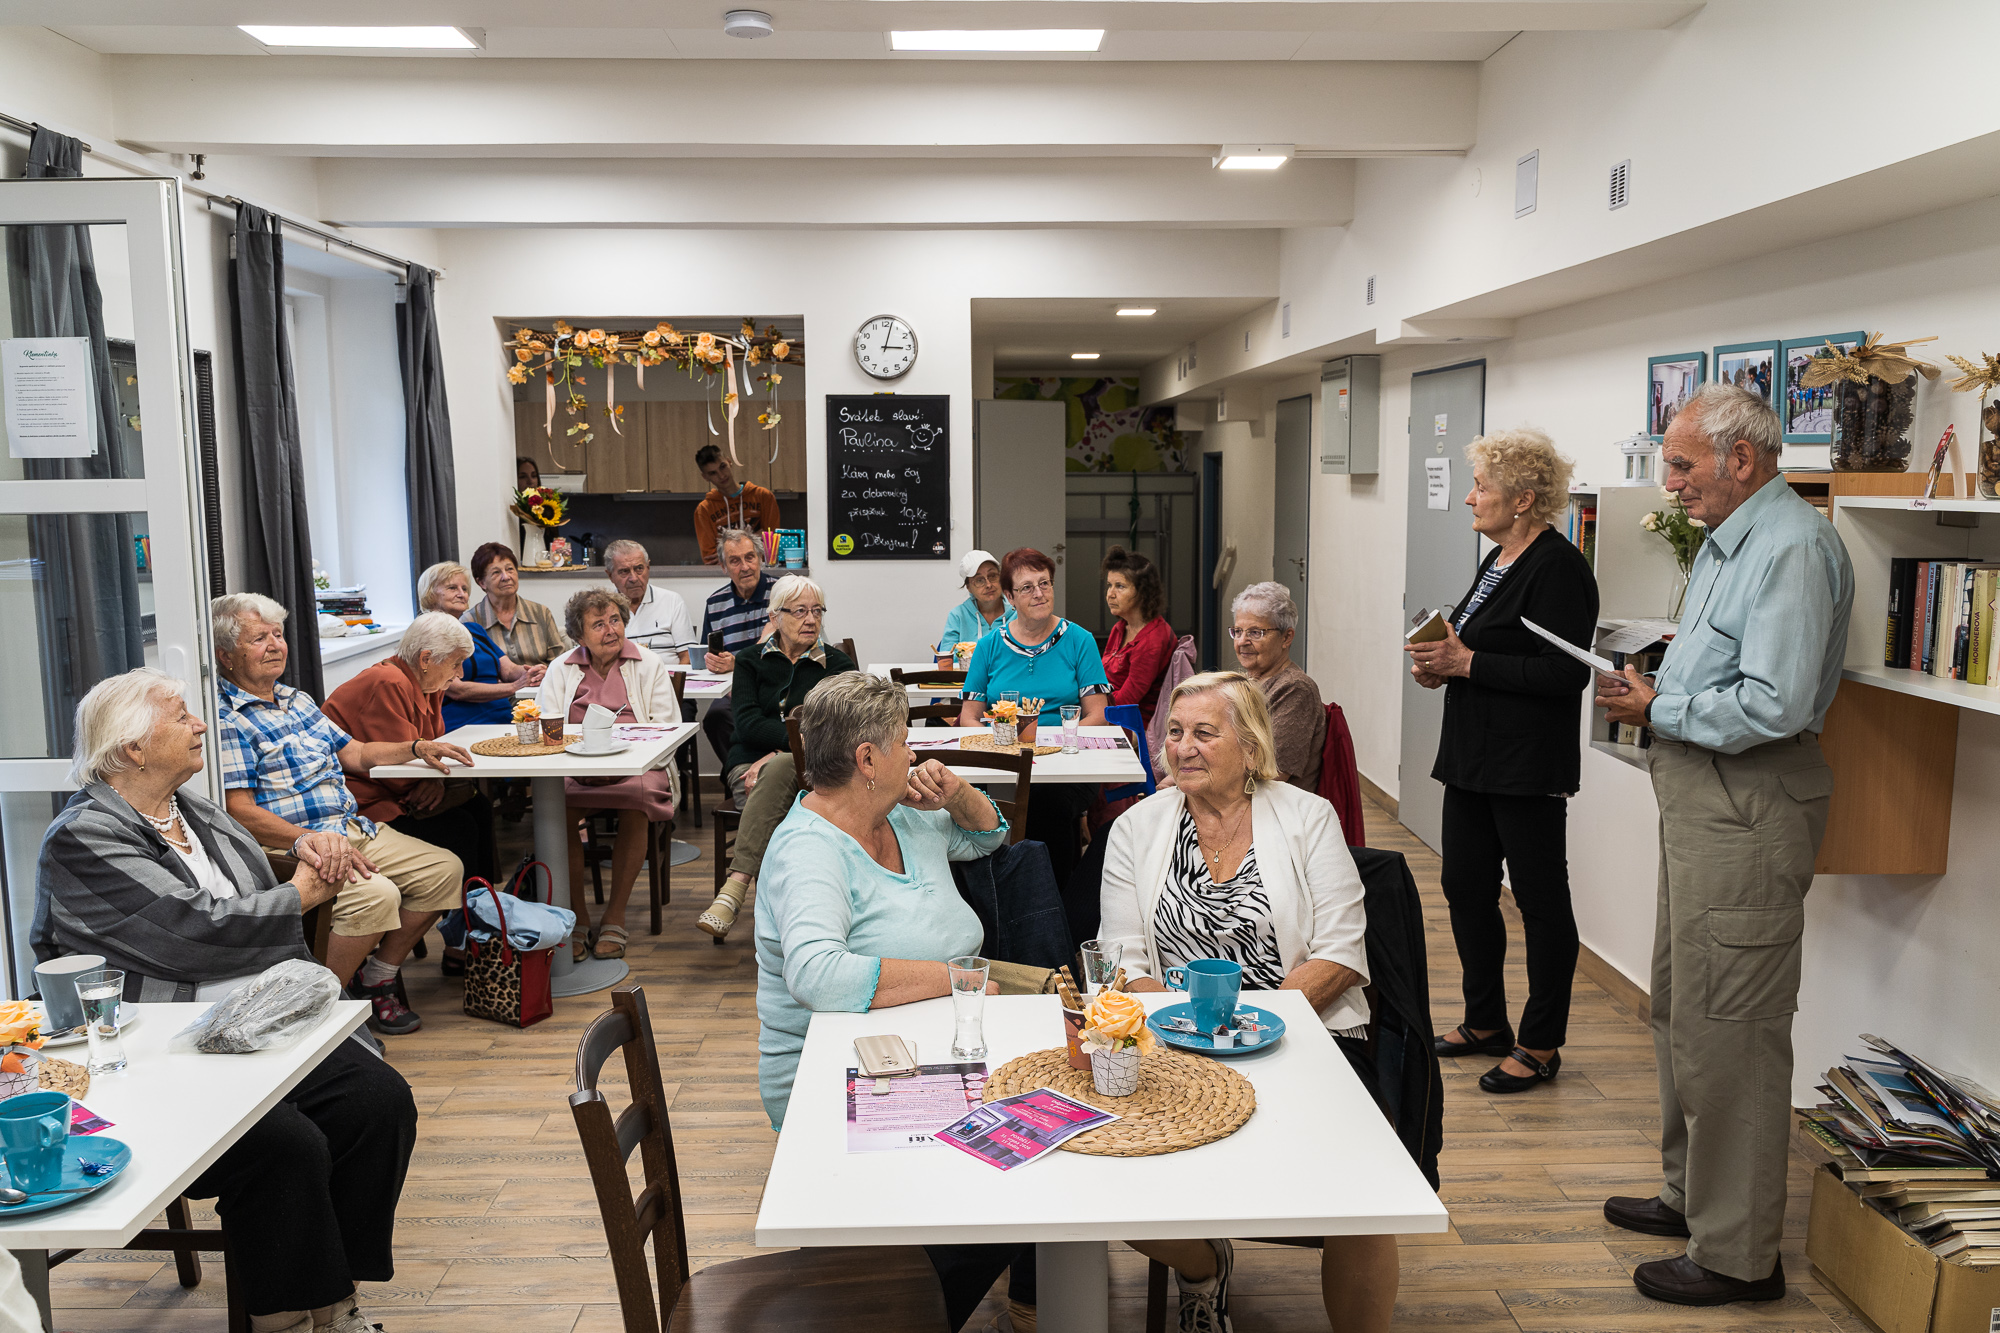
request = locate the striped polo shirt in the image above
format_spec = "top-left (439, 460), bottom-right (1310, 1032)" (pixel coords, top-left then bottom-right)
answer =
top-left (701, 568), bottom-right (779, 655)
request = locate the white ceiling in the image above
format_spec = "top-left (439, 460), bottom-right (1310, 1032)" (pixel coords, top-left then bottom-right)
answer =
top-left (976, 297), bottom-right (1273, 372)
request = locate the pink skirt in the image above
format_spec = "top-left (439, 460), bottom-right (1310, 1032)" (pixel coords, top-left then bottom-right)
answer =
top-left (565, 770), bottom-right (676, 822)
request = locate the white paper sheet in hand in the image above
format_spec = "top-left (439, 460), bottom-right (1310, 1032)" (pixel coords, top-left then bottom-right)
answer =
top-left (1520, 617), bottom-right (1622, 674)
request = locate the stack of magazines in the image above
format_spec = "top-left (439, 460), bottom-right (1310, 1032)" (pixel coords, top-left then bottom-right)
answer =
top-left (1799, 1034), bottom-right (2000, 1264)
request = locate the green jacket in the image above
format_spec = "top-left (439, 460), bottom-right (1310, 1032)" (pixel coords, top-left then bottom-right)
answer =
top-left (727, 639), bottom-right (857, 771)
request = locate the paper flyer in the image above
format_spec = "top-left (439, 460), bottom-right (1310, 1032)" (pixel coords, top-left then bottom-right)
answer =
top-left (845, 1062), bottom-right (989, 1151)
top-left (934, 1087), bottom-right (1119, 1171)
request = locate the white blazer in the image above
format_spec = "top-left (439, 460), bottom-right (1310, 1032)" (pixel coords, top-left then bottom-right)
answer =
top-left (1098, 780), bottom-right (1371, 1033)
top-left (537, 647), bottom-right (681, 727)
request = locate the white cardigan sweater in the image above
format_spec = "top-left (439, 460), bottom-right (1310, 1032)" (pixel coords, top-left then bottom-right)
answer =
top-left (1098, 781), bottom-right (1371, 1033)
top-left (537, 646), bottom-right (681, 728)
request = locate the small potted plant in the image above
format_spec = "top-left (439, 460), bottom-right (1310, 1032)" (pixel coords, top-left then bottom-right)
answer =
top-left (511, 699), bottom-right (542, 746)
top-left (983, 698), bottom-right (1021, 748)
top-left (0, 1002), bottom-right (48, 1100)
top-left (1079, 990), bottom-right (1157, 1097)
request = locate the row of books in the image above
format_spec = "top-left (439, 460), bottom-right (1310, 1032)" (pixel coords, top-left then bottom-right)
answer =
top-left (1561, 497), bottom-right (1597, 567)
top-left (1883, 557), bottom-right (2000, 683)
top-left (316, 584), bottom-right (374, 623)
top-left (1799, 1034), bottom-right (2000, 1265)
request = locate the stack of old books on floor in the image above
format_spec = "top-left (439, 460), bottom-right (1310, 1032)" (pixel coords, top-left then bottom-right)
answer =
top-left (1799, 1033), bottom-right (2000, 1264)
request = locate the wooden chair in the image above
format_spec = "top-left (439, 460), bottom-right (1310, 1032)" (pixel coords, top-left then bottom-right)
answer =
top-left (571, 984), bottom-right (947, 1332)
top-left (926, 748), bottom-right (1033, 845)
top-left (265, 852), bottom-right (333, 964)
top-left (837, 636), bottom-right (857, 667)
top-left (908, 701), bottom-right (959, 725)
top-left (888, 667), bottom-right (966, 689)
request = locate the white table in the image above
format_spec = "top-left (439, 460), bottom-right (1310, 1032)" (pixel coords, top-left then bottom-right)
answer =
top-left (371, 722), bottom-right (700, 996)
top-left (756, 992), bottom-right (1447, 1333)
top-left (907, 726), bottom-right (1146, 786)
top-left (868, 661), bottom-right (965, 698)
top-left (0, 999), bottom-right (368, 1329)
top-left (513, 668), bottom-right (732, 700)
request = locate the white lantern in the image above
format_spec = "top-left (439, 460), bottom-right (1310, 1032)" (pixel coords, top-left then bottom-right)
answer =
top-left (1618, 430), bottom-right (1658, 485)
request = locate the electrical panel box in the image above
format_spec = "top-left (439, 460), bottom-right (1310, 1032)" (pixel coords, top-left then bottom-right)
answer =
top-left (1320, 355), bottom-right (1380, 474)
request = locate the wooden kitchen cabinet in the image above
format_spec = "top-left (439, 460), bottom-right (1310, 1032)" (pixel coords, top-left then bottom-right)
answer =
top-left (646, 401), bottom-right (710, 493)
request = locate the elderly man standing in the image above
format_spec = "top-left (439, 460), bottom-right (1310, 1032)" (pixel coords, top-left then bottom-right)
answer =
top-left (698, 526), bottom-right (780, 767)
top-left (211, 594), bottom-right (474, 1035)
top-left (1595, 383), bottom-right (1853, 1306)
top-left (605, 538), bottom-right (695, 665)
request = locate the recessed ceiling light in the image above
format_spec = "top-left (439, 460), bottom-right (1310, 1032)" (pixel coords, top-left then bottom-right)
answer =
top-left (1116, 308), bottom-right (1157, 317)
top-left (239, 25), bottom-right (478, 48)
top-left (891, 30), bottom-right (1104, 52)
top-left (1214, 144), bottom-right (1294, 171)
top-left (1071, 352), bottom-right (1101, 360)
top-left (723, 11), bottom-right (774, 39)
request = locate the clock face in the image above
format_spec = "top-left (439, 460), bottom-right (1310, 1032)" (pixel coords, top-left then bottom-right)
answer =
top-left (855, 314), bottom-right (918, 380)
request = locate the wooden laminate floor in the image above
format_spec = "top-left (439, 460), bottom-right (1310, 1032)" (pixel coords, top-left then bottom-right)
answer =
top-left (49, 793), bottom-right (1865, 1332)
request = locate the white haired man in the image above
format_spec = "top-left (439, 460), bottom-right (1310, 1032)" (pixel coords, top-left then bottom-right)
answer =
top-left (211, 594), bottom-right (473, 1035)
top-left (604, 538), bottom-right (695, 665)
top-left (1595, 383), bottom-right (1854, 1305)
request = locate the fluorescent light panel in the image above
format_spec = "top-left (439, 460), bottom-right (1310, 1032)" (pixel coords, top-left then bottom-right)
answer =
top-left (1215, 144), bottom-right (1293, 171)
top-left (1116, 308), bottom-right (1157, 317)
top-left (890, 29), bottom-right (1104, 52)
top-left (239, 25), bottom-right (477, 48)
top-left (1071, 352), bottom-right (1101, 360)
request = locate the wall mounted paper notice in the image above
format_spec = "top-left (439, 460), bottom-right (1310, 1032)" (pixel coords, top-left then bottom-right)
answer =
top-left (1424, 457), bottom-right (1451, 510)
top-left (2, 337), bottom-right (96, 459)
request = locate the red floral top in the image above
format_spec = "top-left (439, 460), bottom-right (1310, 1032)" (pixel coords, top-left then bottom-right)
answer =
top-left (1102, 617), bottom-right (1177, 723)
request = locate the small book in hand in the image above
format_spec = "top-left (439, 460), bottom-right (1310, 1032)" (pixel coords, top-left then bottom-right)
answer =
top-left (1405, 609), bottom-right (1450, 644)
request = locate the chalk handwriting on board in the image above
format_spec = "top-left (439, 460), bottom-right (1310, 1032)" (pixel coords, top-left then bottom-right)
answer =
top-left (825, 395), bottom-right (950, 561)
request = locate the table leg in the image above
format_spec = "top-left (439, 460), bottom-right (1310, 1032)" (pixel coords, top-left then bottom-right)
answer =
top-left (11, 1248), bottom-right (48, 1332)
top-left (1035, 1241), bottom-right (1108, 1333)
top-left (534, 775), bottom-right (630, 998)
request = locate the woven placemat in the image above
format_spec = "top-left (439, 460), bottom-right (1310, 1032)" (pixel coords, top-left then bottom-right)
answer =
top-left (470, 736), bottom-right (569, 757)
top-left (983, 1046), bottom-right (1254, 1156)
top-left (960, 733), bottom-right (1062, 758)
top-left (38, 1054), bottom-right (87, 1099)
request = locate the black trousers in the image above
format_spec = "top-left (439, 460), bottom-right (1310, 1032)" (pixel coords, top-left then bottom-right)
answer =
top-left (925, 1244), bottom-right (1034, 1332)
top-left (702, 699), bottom-right (735, 774)
top-left (183, 1039), bottom-right (418, 1315)
top-left (1439, 785), bottom-right (1579, 1051)
top-left (1027, 783), bottom-right (1097, 946)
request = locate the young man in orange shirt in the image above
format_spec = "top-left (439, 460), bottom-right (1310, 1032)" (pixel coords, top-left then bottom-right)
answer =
top-left (693, 444), bottom-right (781, 564)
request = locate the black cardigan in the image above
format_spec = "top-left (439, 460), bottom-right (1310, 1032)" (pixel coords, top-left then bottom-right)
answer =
top-left (1429, 526), bottom-right (1600, 796)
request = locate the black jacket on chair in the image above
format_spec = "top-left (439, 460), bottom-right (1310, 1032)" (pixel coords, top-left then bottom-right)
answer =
top-left (951, 838), bottom-right (1072, 971)
top-left (1353, 845), bottom-right (1444, 1189)
top-left (1431, 526), bottom-right (1599, 796)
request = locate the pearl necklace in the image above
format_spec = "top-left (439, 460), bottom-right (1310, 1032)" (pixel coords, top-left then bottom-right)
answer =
top-left (141, 796), bottom-right (190, 849)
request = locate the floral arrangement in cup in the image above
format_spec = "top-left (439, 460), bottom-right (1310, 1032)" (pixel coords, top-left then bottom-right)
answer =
top-left (511, 699), bottom-right (541, 743)
top-left (0, 1001), bottom-right (48, 1095)
top-left (1641, 489), bottom-right (1706, 618)
top-left (982, 699), bottom-right (1021, 726)
top-left (1079, 990), bottom-right (1158, 1058)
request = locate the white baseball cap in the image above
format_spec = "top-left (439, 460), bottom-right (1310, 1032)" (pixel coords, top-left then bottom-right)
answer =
top-left (958, 549), bottom-right (1001, 581)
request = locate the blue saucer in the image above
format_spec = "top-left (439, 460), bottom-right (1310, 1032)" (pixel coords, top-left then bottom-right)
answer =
top-left (0, 1136), bottom-right (131, 1216)
top-left (1146, 1001), bottom-right (1286, 1057)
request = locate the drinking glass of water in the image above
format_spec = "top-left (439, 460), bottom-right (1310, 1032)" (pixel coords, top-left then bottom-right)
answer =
top-left (1060, 704), bottom-right (1081, 754)
top-left (947, 955), bottom-right (990, 1060)
top-left (1079, 939), bottom-right (1122, 995)
top-left (76, 970), bottom-right (127, 1074)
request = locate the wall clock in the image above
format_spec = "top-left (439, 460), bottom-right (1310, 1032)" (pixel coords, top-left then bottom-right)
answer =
top-left (854, 314), bottom-right (918, 380)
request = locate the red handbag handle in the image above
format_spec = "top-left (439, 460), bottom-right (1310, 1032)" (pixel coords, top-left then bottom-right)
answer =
top-left (514, 858), bottom-right (552, 903)
top-left (465, 876), bottom-right (517, 967)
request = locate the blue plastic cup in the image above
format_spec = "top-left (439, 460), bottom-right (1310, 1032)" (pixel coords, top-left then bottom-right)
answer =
top-left (1163, 958), bottom-right (1243, 1032)
top-left (0, 1091), bottom-right (71, 1193)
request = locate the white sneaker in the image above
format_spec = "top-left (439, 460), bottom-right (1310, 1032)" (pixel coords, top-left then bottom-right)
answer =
top-left (1175, 1239), bottom-right (1234, 1333)
top-left (320, 1302), bottom-right (382, 1333)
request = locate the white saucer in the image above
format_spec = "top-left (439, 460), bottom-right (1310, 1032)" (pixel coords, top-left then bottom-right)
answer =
top-left (566, 740), bottom-right (631, 757)
top-left (37, 1004), bottom-right (138, 1049)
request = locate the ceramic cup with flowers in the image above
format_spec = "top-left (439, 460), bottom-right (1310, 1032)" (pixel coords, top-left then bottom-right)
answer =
top-left (983, 698), bottom-right (1021, 749)
top-left (1080, 990), bottom-right (1157, 1097)
top-left (512, 699), bottom-right (542, 746)
top-left (0, 1002), bottom-right (48, 1100)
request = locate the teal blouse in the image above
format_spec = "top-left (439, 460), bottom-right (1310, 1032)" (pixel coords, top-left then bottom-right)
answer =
top-left (755, 794), bottom-right (1008, 1129)
top-left (938, 597), bottom-right (1014, 654)
top-left (961, 618), bottom-right (1111, 724)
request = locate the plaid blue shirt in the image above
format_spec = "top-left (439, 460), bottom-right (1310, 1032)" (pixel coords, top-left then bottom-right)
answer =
top-left (217, 678), bottom-right (371, 836)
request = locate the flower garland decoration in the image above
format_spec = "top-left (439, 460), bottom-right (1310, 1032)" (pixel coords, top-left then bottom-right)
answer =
top-left (510, 485), bottom-right (569, 532)
top-left (503, 319), bottom-right (800, 468)
top-left (1079, 990), bottom-right (1157, 1057)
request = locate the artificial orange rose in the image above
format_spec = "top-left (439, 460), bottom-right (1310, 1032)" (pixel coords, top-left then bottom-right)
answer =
top-left (506, 365), bottom-right (528, 384)
top-left (696, 331), bottom-right (716, 350)
top-left (0, 1001), bottom-right (46, 1050)
top-left (642, 330), bottom-right (661, 346)
top-left (515, 347), bottom-right (532, 362)
top-left (1082, 991), bottom-right (1157, 1054)
top-left (771, 340), bottom-right (791, 361)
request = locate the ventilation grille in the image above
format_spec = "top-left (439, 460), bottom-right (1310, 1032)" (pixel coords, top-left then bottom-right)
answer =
top-left (1365, 275), bottom-right (1376, 306)
top-left (1515, 150), bottom-right (1539, 218)
top-left (1609, 159), bottom-right (1630, 211)
top-left (1282, 302), bottom-right (1292, 338)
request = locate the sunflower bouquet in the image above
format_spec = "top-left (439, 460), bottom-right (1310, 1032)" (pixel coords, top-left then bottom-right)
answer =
top-left (511, 486), bottom-right (569, 532)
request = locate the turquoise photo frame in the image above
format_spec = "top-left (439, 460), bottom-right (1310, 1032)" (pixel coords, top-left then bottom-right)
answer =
top-left (1779, 332), bottom-right (1865, 443)
top-left (1647, 352), bottom-right (1706, 441)
top-left (1712, 340), bottom-right (1780, 412)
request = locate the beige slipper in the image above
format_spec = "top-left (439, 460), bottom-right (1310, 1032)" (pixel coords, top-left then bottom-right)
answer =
top-left (571, 930), bottom-right (591, 963)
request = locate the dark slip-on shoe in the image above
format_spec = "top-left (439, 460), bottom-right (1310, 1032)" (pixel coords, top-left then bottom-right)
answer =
top-left (1603, 1195), bottom-right (1692, 1237)
top-left (1633, 1254), bottom-right (1785, 1306)
top-left (1432, 1024), bottom-right (1515, 1059)
top-left (1478, 1046), bottom-right (1560, 1094)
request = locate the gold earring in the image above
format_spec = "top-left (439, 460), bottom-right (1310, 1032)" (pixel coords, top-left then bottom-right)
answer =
top-left (1244, 772), bottom-right (1255, 796)
top-left (867, 779), bottom-right (875, 792)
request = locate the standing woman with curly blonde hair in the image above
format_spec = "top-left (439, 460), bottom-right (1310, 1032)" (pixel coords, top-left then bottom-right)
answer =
top-left (1404, 427), bottom-right (1599, 1094)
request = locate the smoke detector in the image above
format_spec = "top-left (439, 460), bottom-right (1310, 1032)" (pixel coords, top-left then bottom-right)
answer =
top-left (723, 10), bottom-right (773, 39)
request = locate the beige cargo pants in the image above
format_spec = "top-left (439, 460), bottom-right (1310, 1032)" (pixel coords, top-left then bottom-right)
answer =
top-left (1647, 731), bottom-right (1832, 1282)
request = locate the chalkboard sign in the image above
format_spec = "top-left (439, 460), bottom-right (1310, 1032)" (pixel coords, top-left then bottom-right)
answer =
top-left (825, 394), bottom-right (950, 561)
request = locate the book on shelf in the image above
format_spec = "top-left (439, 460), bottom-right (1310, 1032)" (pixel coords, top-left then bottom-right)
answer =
top-left (1562, 496), bottom-right (1597, 567)
top-left (1599, 645), bottom-right (1666, 749)
top-left (1883, 557), bottom-right (2000, 683)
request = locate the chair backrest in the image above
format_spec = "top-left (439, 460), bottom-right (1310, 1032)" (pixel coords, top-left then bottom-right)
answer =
top-left (908, 701), bottom-right (960, 724)
top-left (570, 984), bottom-right (688, 1333)
top-left (784, 705), bottom-right (808, 780)
top-left (1100, 703), bottom-right (1157, 803)
top-left (838, 637), bottom-right (857, 667)
top-left (266, 852), bottom-right (333, 964)
top-left (890, 668), bottom-right (967, 688)
top-left (1317, 700), bottom-right (1366, 847)
top-left (1143, 635), bottom-right (1200, 756)
top-left (925, 749), bottom-right (1033, 844)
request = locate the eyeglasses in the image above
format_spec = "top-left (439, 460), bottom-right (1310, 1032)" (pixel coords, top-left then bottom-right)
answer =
top-left (1227, 627), bottom-right (1271, 643)
top-left (778, 605), bottom-right (827, 620)
top-left (1012, 580), bottom-right (1054, 597)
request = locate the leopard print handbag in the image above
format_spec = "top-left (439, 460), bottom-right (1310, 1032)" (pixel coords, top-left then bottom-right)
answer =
top-left (462, 878), bottom-right (555, 1028)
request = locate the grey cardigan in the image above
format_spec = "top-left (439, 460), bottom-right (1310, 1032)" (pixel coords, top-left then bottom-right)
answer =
top-left (36, 782), bottom-right (315, 1001)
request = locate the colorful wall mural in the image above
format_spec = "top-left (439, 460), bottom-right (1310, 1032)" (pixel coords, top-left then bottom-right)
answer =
top-left (993, 376), bottom-right (1190, 473)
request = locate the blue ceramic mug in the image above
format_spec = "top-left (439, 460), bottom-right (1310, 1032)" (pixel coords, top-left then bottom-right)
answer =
top-left (1163, 958), bottom-right (1242, 1032)
top-left (0, 1091), bottom-right (71, 1193)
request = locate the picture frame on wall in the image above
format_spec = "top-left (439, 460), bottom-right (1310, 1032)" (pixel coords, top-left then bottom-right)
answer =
top-left (1712, 340), bottom-right (1779, 411)
top-left (1779, 332), bottom-right (1866, 443)
top-left (1648, 352), bottom-right (1707, 441)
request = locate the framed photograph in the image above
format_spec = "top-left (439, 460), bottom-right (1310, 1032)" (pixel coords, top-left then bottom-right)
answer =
top-left (1779, 332), bottom-right (1865, 443)
top-left (1647, 352), bottom-right (1707, 441)
top-left (1712, 340), bottom-right (1779, 410)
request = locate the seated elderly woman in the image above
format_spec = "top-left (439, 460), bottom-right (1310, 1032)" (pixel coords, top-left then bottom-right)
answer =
top-left (213, 594), bottom-right (472, 1036)
top-left (539, 587), bottom-right (681, 962)
top-left (1099, 671), bottom-right (1396, 1333)
top-left (467, 541), bottom-right (571, 666)
top-left (754, 672), bottom-right (1017, 1331)
top-left (415, 560), bottom-right (546, 729)
top-left (36, 668), bottom-right (417, 1333)
top-left (1229, 581), bottom-right (1326, 791)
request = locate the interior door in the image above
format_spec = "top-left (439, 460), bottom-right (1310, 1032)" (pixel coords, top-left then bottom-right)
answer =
top-left (0, 177), bottom-right (210, 995)
top-left (1398, 360), bottom-right (1485, 851)
top-left (975, 399), bottom-right (1067, 615)
top-left (1272, 395), bottom-right (1313, 662)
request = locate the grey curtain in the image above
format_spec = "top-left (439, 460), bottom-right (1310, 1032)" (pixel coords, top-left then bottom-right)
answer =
top-left (6, 126), bottom-right (145, 759)
top-left (228, 202), bottom-right (323, 700)
top-left (399, 263), bottom-right (457, 587)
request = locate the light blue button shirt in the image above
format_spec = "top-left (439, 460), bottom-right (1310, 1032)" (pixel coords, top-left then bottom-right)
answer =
top-left (1649, 476), bottom-right (1854, 755)
top-left (755, 794), bottom-right (1008, 1130)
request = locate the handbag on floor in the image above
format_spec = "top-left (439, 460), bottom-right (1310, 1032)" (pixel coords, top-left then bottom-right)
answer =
top-left (461, 877), bottom-right (556, 1029)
